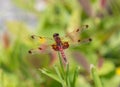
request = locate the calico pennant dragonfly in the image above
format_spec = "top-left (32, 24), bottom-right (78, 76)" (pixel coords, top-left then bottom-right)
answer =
top-left (28, 25), bottom-right (92, 64)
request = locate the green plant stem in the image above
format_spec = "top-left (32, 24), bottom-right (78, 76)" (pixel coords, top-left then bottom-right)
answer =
top-left (58, 52), bottom-right (65, 78)
top-left (66, 63), bottom-right (71, 87)
top-left (90, 64), bottom-right (103, 87)
top-left (0, 69), bottom-right (4, 87)
top-left (58, 52), bottom-right (69, 87)
top-left (72, 67), bottom-right (80, 87)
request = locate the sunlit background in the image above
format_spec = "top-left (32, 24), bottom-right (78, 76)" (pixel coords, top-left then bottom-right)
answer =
top-left (0, 0), bottom-right (120, 87)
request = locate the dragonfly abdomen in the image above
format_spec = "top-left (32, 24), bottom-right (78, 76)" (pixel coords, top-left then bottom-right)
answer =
top-left (58, 46), bottom-right (67, 63)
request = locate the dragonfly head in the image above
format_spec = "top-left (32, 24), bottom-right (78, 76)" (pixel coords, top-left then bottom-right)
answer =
top-left (53, 33), bottom-right (59, 38)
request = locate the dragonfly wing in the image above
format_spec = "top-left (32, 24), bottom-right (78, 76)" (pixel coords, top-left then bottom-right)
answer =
top-left (51, 41), bottom-right (70, 51)
top-left (62, 42), bottom-right (69, 49)
top-left (28, 44), bottom-right (50, 54)
top-left (79, 37), bottom-right (92, 44)
top-left (30, 35), bottom-right (53, 44)
top-left (51, 44), bottom-right (60, 51)
top-left (65, 25), bottom-right (89, 42)
top-left (69, 37), bottom-right (92, 46)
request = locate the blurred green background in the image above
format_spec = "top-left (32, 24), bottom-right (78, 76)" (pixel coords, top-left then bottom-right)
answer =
top-left (0, 0), bottom-right (120, 87)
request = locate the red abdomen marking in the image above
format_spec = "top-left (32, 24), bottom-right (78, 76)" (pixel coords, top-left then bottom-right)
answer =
top-left (58, 46), bottom-right (67, 63)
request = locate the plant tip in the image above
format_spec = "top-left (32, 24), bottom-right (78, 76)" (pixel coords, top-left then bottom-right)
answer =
top-left (90, 64), bottom-right (95, 70)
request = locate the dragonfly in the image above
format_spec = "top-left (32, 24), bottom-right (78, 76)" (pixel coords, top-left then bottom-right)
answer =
top-left (28, 25), bottom-right (92, 64)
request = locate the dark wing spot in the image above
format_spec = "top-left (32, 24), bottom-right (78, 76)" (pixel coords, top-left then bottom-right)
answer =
top-left (78, 39), bottom-right (81, 42)
top-left (89, 38), bottom-right (92, 42)
top-left (31, 35), bottom-right (35, 39)
top-left (28, 50), bottom-right (32, 54)
top-left (52, 45), bottom-right (56, 48)
top-left (38, 47), bottom-right (42, 50)
top-left (62, 42), bottom-right (69, 49)
top-left (39, 37), bottom-right (42, 39)
top-left (85, 25), bottom-right (89, 28)
top-left (76, 29), bottom-right (79, 32)
top-left (51, 44), bottom-right (59, 51)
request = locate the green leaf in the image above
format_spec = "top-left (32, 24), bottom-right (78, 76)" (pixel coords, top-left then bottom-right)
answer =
top-left (54, 65), bottom-right (65, 87)
top-left (40, 68), bottom-right (62, 83)
top-left (98, 61), bottom-right (115, 76)
top-left (72, 66), bottom-right (80, 87)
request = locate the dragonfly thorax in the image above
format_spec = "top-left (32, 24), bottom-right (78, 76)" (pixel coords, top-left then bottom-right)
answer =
top-left (53, 33), bottom-right (62, 45)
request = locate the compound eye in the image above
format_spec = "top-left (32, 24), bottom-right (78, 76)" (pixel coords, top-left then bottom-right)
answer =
top-left (56, 34), bottom-right (59, 36)
top-left (53, 33), bottom-right (59, 37)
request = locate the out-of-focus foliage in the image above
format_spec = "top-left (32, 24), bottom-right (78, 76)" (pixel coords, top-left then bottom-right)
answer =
top-left (0, 0), bottom-right (120, 87)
